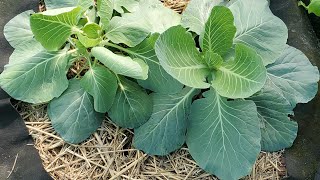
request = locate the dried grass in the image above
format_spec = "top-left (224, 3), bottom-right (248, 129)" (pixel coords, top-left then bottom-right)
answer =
top-left (19, 0), bottom-right (287, 179)
top-left (17, 102), bottom-right (287, 180)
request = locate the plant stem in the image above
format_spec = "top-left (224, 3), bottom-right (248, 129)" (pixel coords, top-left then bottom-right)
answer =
top-left (298, 1), bottom-right (308, 9)
top-left (101, 41), bottom-right (131, 54)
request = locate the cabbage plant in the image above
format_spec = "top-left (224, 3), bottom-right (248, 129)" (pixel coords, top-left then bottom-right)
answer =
top-left (0, 0), bottom-right (319, 179)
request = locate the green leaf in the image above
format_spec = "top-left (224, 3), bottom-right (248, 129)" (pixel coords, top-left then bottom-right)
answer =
top-left (105, 0), bottom-right (180, 47)
top-left (78, 34), bottom-right (102, 48)
top-left (97, 0), bottom-right (113, 28)
top-left (4, 10), bottom-right (38, 49)
top-left (44, 0), bottom-right (94, 10)
top-left (113, 0), bottom-right (139, 13)
top-left (48, 79), bottom-right (104, 144)
top-left (80, 65), bottom-right (118, 113)
top-left (299, 0), bottom-right (320, 16)
top-left (181, 0), bottom-right (224, 35)
top-left (30, 7), bottom-right (83, 51)
top-left (228, 0), bottom-right (288, 65)
top-left (108, 77), bottom-right (153, 128)
top-left (128, 34), bottom-right (183, 93)
top-left (0, 49), bottom-right (70, 104)
top-left (212, 44), bottom-right (267, 98)
top-left (187, 88), bottom-right (261, 180)
top-left (248, 86), bottom-right (298, 152)
top-left (155, 26), bottom-right (210, 89)
top-left (266, 45), bottom-right (319, 107)
top-left (201, 6), bottom-right (236, 56)
top-left (91, 47), bottom-right (148, 80)
top-left (9, 42), bottom-right (45, 64)
top-left (204, 51), bottom-right (223, 69)
top-left (82, 23), bottom-right (102, 38)
top-left (133, 88), bottom-right (199, 155)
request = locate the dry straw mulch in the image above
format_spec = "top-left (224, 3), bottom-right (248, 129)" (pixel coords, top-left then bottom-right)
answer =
top-left (17, 0), bottom-right (287, 179)
top-left (19, 103), bottom-right (286, 180)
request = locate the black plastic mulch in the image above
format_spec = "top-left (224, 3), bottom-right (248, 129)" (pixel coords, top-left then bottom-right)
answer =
top-left (0, 0), bottom-right (52, 179)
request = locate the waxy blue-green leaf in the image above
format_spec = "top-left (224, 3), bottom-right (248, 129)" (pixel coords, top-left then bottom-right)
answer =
top-left (228, 0), bottom-right (288, 65)
top-left (4, 10), bottom-right (38, 49)
top-left (91, 47), bottom-right (148, 80)
top-left (113, 0), bottom-right (139, 13)
top-left (249, 86), bottom-right (298, 152)
top-left (134, 88), bottom-right (199, 155)
top-left (80, 65), bottom-right (118, 113)
top-left (30, 7), bottom-right (83, 51)
top-left (108, 77), bottom-right (153, 128)
top-left (9, 42), bottom-right (45, 64)
top-left (155, 26), bottom-right (210, 89)
top-left (201, 6), bottom-right (236, 56)
top-left (187, 88), bottom-right (261, 180)
top-left (105, 0), bottom-right (181, 47)
top-left (212, 44), bottom-right (267, 98)
top-left (0, 49), bottom-right (70, 104)
top-left (181, 0), bottom-right (224, 35)
top-left (48, 79), bottom-right (104, 144)
top-left (97, 0), bottom-right (113, 28)
top-left (128, 34), bottom-right (183, 93)
top-left (44, 0), bottom-right (94, 10)
top-left (266, 45), bottom-right (319, 107)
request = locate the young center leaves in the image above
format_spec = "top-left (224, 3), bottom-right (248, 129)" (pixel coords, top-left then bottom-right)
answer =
top-left (156, 6), bottom-right (267, 98)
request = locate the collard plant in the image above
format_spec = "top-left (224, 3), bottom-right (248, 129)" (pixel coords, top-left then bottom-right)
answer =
top-left (0, 0), bottom-right (182, 143)
top-left (1, 0), bottom-right (319, 179)
top-left (134, 0), bottom-right (319, 179)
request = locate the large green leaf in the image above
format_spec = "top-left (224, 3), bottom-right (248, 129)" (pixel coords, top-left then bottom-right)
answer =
top-left (155, 26), bottom-right (210, 89)
top-left (212, 44), bottom-right (266, 98)
top-left (181, 0), bottom-right (224, 35)
top-left (249, 86), bottom-right (298, 152)
top-left (91, 47), bottom-right (148, 80)
top-left (128, 34), bottom-right (183, 93)
top-left (133, 88), bottom-right (199, 155)
top-left (4, 10), bottom-right (38, 49)
top-left (228, 0), bottom-right (288, 65)
top-left (48, 79), bottom-right (104, 144)
top-left (187, 88), bottom-right (261, 180)
top-left (266, 45), bottom-right (319, 107)
top-left (113, 0), bottom-right (139, 13)
top-left (108, 77), bottom-right (153, 128)
top-left (9, 42), bottom-right (44, 64)
top-left (30, 7), bottom-right (83, 51)
top-left (105, 0), bottom-right (180, 47)
top-left (201, 6), bottom-right (236, 56)
top-left (44, 0), bottom-right (94, 10)
top-left (0, 50), bottom-right (70, 104)
top-left (97, 0), bottom-right (113, 28)
top-left (80, 65), bottom-right (118, 113)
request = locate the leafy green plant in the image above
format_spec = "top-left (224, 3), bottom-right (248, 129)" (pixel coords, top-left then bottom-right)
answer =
top-left (134, 0), bottom-right (319, 179)
top-left (1, 0), bottom-right (182, 143)
top-left (299, 0), bottom-right (320, 16)
top-left (1, 0), bottom-right (319, 179)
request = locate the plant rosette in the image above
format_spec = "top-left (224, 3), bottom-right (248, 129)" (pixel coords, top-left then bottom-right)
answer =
top-left (1, 0), bottom-right (319, 179)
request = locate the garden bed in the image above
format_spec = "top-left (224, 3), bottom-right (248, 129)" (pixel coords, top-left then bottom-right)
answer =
top-left (13, 1), bottom-right (288, 179)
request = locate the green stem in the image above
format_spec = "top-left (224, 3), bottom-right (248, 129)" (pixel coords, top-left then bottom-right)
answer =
top-left (101, 41), bottom-right (131, 53)
top-left (101, 41), bottom-right (161, 65)
top-left (298, 1), bottom-right (308, 9)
